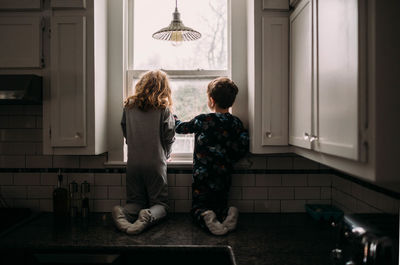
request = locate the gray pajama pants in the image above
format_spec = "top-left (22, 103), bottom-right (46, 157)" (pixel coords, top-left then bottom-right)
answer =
top-left (121, 106), bottom-right (175, 222)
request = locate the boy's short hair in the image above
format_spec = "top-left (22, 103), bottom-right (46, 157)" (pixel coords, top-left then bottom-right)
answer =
top-left (207, 77), bottom-right (238, 109)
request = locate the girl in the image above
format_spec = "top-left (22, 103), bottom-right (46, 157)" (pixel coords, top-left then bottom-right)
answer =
top-left (112, 70), bottom-right (175, 235)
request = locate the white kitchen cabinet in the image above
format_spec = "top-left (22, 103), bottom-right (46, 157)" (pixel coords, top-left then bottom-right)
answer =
top-left (248, 0), bottom-right (290, 154)
top-left (315, 0), bottom-right (366, 161)
top-left (43, 0), bottom-right (107, 155)
top-left (289, 0), bottom-right (366, 161)
top-left (263, 0), bottom-right (289, 10)
top-left (288, 0), bottom-right (312, 150)
top-left (0, 0), bottom-right (41, 10)
top-left (51, 0), bottom-right (86, 9)
top-left (0, 16), bottom-right (42, 68)
top-left (50, 16), bottom-right (87, 147)
top-left (292, 0), bottom-right (400, 185)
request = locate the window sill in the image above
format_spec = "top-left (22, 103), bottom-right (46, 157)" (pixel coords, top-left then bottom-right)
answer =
top-left (104, 159), bottom-right (193, 169)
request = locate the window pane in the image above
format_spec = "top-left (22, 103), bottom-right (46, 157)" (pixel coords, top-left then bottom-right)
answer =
top-left (133, 0), bottom-right (228, 70)
top-left (170, 79), bottom-right (210, 154)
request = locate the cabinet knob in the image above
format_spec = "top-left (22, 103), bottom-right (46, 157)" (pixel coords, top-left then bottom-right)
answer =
top-left (265, 131), bottom-right (272, 138)
top-left (309, 135), bottom-right (318, 142)
top-left (304, 132), bottom-right (310, 141)
top-left (74, 133), bottom-right (81, 139)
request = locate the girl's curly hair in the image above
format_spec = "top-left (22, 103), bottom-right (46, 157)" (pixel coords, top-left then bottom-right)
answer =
top-left (124, 70), bottom-right (172, 111)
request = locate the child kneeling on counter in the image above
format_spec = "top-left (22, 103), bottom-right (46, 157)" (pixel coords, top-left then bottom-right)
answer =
top-left (112, 70), bottom-right (175, 235)
top-left (174, 77), bottom-right (249, 235)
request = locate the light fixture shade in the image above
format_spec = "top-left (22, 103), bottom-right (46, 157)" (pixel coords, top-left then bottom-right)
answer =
top-left (152, 8), bottom-right (201, 42)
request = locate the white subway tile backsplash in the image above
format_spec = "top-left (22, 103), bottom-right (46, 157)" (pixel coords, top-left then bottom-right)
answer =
top-left (95, 173), bottom-right (121, 186)
top-left (26, 155), bottom-right (52, 168)
top-left (53, 156), bottom-right (79, 168)
top-left (281, 200), bottom-right (306, 212)
top-left (93, 186), bottom-right (108, 199)
top-left (306, 199), bottom-right (331, 205)
top-left (12, 116), bottom-right (36, 128)
top-left (14, 173), bottom-right (40, 185)
top-left (293, 157), bottom-right (319, 170)
top-left (0, 155), bottom-right (25, 168)
top-left (93, 200), bottom-right (120, 212)
top-left (308, 174), bottom-right (332, 186)
top-left (255, 174), bottom-right (281, 186)
top-left (1, 186), bottom-right (27, 199)
top-left (242, 187), bottom-right (267, 200)
top-left (167, 174), bottom-right (175, 186)
top-left (354, 200), bottom-right (381, 213)
top-left (0, 116), bottom-right (9, 128)
top-left (174, 200), bottom-right (191, 213)
top-left (0, 142), bottom-right (37, 155)
top-left (321, 187), bottom-right (331, 200)
top-left (40, 173), bottom-right (57, 186)
top-left (254, 200), bottom-right (280, 212)
top-left (39, 199), bottom-right (52, 212)
top-left (0, 105), bottom-right (24, 115)
top-left (268, 187), bottom-right (294, 200)
top-left (108, 186), bottom-right (126, 200)
top-left (333, 189), bottom-right (357, 212)
top-left (36, 116), bottom-right (42, 128)
top-left (231, 174), bottom-right (255, 187)
top-left (122, 174), bottom-right (126, 186)
top-left (0, 173), bottom-right (13, 185)
top-left (228, 200), bottom-right (254, 213)
top-left (0, 129), bottom-right (42, 142)
top-left (175, 174), bottom-right (192, 186)
top-left (23, 105), bottom-right (42, 115)
top-left (295, 187), bottom-right (320, 200)
top-left (332, 176), bottom-right (352, 194)
top-left (228, 187), bottom-right (242, 200)
top-left (267, 157), bottom-right (292, 169)
top-left (79, 155), bottom-right (106, 168)
top-left (168, 187), bottom-right (189, 200)
top-left (248, 156), bottom-right (267, 169)
top-left (14, 199), bottom-right (40, 211)
top-left (282, 174), bottom-right (307, 186)
top-left (27, 186), bottom-right (53, 199)
top-left (67, 173), bottom-right (94, 185)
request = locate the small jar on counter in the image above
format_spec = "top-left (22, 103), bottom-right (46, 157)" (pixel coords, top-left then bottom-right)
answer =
top-left (81, 181), bottom-right (90, 218)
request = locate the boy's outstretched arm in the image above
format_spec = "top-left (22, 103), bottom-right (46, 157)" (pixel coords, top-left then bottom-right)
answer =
top-left (161, 108), bottom-right (176, 159)
top-left (174, 114), bottom-right (202, 134)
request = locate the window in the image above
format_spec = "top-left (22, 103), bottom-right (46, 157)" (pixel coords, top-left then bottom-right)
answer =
top-left (126, 0), bottom-right (230, 160)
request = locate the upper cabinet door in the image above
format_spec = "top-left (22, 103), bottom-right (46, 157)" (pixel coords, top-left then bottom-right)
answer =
top-left (0, 0), bottom-right (41, 10)
top-left (50, 16), bottom-right (87, 147)
top-left (0, 17), bottom-right (42, 68)
top-left (51, 0), bottom-right (86, 9)
top-left (262, 16), bottom-right (289, 145)
top-left (315, 0), bottom-right (362, 160)
top-left (289, 0), bottom-right (312, 149)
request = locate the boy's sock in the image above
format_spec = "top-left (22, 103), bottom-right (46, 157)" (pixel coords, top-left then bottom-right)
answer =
top-left (126, 209), bottom-right (153, 235)
top-left (201, 210), bottom-right (228, 236)
top-left (222, 206), bottom-right (239, 231)
top-left (112, 205), bottom-right (132, 232)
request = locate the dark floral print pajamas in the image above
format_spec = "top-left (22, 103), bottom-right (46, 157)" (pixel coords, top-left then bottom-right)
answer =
top-left (175, 113), bottom-right (249, 231)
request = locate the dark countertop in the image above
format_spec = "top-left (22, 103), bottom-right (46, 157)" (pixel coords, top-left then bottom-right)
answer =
top-left (0, 212), bottom-right (336, 265)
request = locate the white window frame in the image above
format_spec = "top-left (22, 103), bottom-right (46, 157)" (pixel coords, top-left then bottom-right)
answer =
top-left (125, 0), bottom-right (232, 162)
top-left (105, 0), bottom-right (247, 165)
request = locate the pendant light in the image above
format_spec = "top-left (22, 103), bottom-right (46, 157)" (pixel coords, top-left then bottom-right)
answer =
top-left (152, 0), bottom-right (201, 46)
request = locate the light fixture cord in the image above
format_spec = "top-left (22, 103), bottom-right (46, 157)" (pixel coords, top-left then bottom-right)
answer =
top-left (175, 0), bottom-right (178, 11)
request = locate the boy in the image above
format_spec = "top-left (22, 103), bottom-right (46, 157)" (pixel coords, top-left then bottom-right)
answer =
top-left (175, 77), bottom-right (249, 235)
